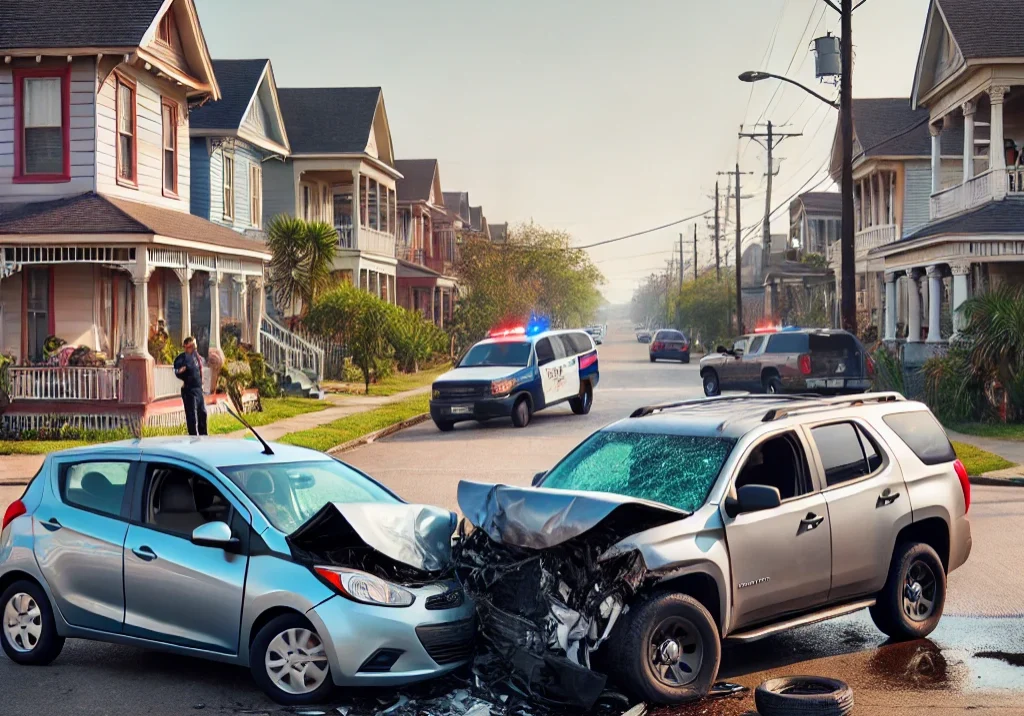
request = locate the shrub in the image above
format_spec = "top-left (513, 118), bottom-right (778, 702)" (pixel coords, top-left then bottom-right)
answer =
top-left (923, 345), bottom-right (984, 424)
top-left (871, 345), bottom-right (905, 394)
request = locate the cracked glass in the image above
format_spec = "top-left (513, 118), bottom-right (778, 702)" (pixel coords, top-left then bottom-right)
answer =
top-left (540, 431), bottom-right (736, 512)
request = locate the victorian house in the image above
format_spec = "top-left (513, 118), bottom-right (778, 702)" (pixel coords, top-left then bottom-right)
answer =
top-left (0, 0), bottom-right (277, 431)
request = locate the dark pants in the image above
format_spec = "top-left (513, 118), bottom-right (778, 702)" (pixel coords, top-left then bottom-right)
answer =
top-left (182, 387), bottom-right (208, 436)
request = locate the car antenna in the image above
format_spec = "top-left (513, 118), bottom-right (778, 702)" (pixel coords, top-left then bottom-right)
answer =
top-left (223, 402), bottom-right (274, 455)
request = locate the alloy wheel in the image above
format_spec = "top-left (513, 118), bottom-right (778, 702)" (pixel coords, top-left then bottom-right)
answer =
top-left (265, 627), bottom-right (330, 695)
top-left (903, 560), bottom-right (938, 622)
top-left (3, 592), bottom-right (42, 653)
top-left (649, 616), bottom-right (703, 687)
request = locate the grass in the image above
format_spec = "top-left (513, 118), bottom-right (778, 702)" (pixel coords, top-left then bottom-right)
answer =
top-left (279, 394), bottom-right (430, 453)
top-left (948, 422), bottom-right (1024, 441)
top-left (0, 397), bottom-right (329, 455)
top-left (322, 364), bottom-right (450, 397)
top-left (952, 441), bottom-right (1014, 475)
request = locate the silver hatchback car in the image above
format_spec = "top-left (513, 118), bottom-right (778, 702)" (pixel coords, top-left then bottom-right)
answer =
top-left (0, 438), bottom-right (474, 705)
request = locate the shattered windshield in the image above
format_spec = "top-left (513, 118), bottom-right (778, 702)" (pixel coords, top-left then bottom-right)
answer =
top-left (460, 341), bottom-right (532, 367)
top-left (539, 431), bottom-right (735, 512)
top-left (220, 460), bottom-right (397, 534)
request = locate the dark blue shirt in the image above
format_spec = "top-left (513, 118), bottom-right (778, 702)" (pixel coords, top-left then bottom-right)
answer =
top-left (173, 351), bottom-right (204, 391)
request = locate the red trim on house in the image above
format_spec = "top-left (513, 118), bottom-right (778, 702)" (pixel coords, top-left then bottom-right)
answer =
top-left (12, 65), bottom-right (72, 184)
top-left (160, 97), bottom-right (179, 198)
top-left (114, 70), bottom-right (139, 189)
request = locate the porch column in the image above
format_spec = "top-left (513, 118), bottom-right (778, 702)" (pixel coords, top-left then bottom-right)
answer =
top-left (351, 171), bottom-right (361, 249)
top-left (234, 275), bottom-right (249, 344)
top-left (926, 265), bottom-right (944, 343)
top-left (930, 122), bottom-right (943, 194)
top-left (989, 86), bottom-right (1009, 173)
top-left (122, 251), bottom-right (155, 405)
top-left (883, 272), bottom-right (897, 341)
top-left (962, 99), bottom-right (976, 181)
top-left (174, 268), bottom-right (193, 342)
top-left (951, 262), bottom-right (971, 336)
top-left (253, 276), bottom-right (266, 353)
top-left (438, 288), bottom-right (445, 329)
top-left (430, 286), bottom-right (437, 325)
top-left (206, 271), bottom-right (224, 392)
top-left (907, 269), bottom-right (923, 343)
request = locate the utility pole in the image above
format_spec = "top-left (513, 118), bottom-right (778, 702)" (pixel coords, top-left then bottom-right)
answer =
top-left (713, 182), bottom-right (721, 280)
top-left (693, 225), bottom-right (698, 281)
top-left (739, 120), bottom-right (802, 267)
top-left (840, 0), bottom-right (856, 333)
top-left (719, 166), bottom-right (754, 334)
top-left (678, 234), bottom-right (684, 290)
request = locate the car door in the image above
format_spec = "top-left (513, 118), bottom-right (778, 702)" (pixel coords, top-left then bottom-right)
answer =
top-left (32, 455), bottom-right (138, 633)
top-left (122, 459), bottom-right (250, 654)
top-left (554, 335), bottom-right (582, 400)
top-left (806, 420), bottom-right (913, 602)
top-left (536, 336), bottom-right (575, 405)
top-left (722, 430), bottom-right (832, 629)
top-left (717, 336), bottom-right (750, 390)
top-left (740, 335), bottom-right (767, 388)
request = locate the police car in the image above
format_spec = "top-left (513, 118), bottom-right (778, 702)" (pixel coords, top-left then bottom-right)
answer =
top-left (430, 325), bottom-right (600, 431)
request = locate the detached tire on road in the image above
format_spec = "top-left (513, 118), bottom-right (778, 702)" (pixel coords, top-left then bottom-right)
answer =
top-left (569, 384), bottom-right (593, 415)
top-left (869, 542), bottom-right (946, 641)
top-left (606, 593), bottom-right (720, 705)
top-left (754, 676), bottom-right (854, 716)
top-left (511, 396), bottom-right (531, 428)
top-left (702, 370), bottom-right (721, 397)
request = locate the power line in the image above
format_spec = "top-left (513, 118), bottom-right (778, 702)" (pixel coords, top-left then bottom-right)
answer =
top-left (573, 209), bottom-right (713, 250)
top-left (759, 2), bottom-right (823, 124)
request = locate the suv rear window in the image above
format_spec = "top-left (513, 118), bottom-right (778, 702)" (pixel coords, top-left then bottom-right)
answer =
top-left (882, 411), bottom-right (956, 465)
top-left (810, 422), bottom-right (884, 486)
top-left (564, 332), bottom-right (593, 354)
top-left (766, 333), bottom-right (808, 353)
top-left (656, 330), bottom-right (685, 341)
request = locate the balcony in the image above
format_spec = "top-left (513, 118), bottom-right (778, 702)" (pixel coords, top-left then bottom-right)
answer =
top-left (334, 225), bottom-right (396, 257)
top-left (855, 224), bottom-right (898, 259)
top-left (929, 168), bottom-right (1024, 220)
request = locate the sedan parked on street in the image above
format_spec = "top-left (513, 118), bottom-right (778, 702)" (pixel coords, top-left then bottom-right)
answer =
top-left (649, 329), bottom-right (690, 363)
top-left (0, 438), bottom-right (474, 705)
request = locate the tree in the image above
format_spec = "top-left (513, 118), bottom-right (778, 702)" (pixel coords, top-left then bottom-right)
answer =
top-left (266, 215), bottom-right (338, 315)
top-left (665, 269), bottom-right (735, 350)
top-left (386, 305), bottom-right (447, 373)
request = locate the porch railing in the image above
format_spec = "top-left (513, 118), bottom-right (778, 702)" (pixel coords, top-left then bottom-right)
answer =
top-left (359, 228), bottom-right (397, 257)
top-left (259, 316), bottom-right (324, 382)
top-left (930, 168), bottom-right (1003, 220)
top-left (336, 225), bottom-right (355, 249)
top-left (8, 366), bottom-right (122, 401)
top-left (855, 224), bottom-right (898, 258)
top-left (154, 363), bottom-right (213, 400)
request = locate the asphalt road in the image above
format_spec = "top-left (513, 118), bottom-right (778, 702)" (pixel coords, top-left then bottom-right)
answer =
top-left (1, 322), bottom-right (1023, 715)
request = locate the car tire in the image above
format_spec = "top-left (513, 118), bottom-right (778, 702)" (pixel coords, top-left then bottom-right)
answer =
top-left (754, 676), bottom-right (854, 716)
top-left (682, 355), bottom-right (690, 364)
top-left (1, 580), bottom-right (65, 666)
top-left (511, 397), bottom-right (531, 428)
top-left (764, 375), bottom-right (783, 394)
top-left (869, 542), bottom-right (946, 641)
top-left (433, 419), bottom-right (455, 432)
top-left (606, 592), bottom-right (720, 705)
top-left (569, 384), bottom-right (593, 415)
top-left (702, 370), bottom-right (721, 397)
top-left (250, 613), bottom-right (334, 706)
top-left (649, 355), bottom-right (656, 363)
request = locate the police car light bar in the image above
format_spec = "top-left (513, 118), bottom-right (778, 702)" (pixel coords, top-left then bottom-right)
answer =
top-left (488, 326), bottom-right (527, 338)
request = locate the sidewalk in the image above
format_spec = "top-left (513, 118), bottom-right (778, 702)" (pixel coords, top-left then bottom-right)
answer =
top-left (0, 386), bottom-right (431, 485)
top-left (948, 430), bottom-right (1024, 482)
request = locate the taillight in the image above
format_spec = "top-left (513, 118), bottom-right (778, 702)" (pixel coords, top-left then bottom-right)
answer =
top-left (2, 499), bottom-right (26, 532)
top-left (652, 342), bottom-right (663, 351)
top-left (681, 342), bottom-right (689, 351)
top-left (799, 354), bottom-right (812, 375)
top-left (866, 355), bottom-right (876, 378)
top-left (953, 459), bottom-right (970, 513)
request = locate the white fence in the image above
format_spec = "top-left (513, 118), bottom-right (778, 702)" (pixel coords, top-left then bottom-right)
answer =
top-left (9, 366), bottom-right (122, 401)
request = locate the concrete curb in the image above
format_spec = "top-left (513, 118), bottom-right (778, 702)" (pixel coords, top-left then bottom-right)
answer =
top-left (327, 413), bottom-right (431, 456)
top-left (970, 475), bottom-right (1024, 488)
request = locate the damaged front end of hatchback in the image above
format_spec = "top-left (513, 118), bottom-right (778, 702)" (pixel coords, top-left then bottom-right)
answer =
top-left (454, 481), bottom-right (688, 709)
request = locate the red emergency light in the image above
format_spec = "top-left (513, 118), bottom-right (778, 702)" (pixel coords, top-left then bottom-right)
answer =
top-left (488, 326), bottom-right (526, 338)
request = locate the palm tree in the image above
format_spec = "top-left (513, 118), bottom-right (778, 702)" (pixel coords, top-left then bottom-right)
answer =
top-left (958, 283), bottom-right (1024, 413)
top-left (266, 215), bottom-right (338, 315)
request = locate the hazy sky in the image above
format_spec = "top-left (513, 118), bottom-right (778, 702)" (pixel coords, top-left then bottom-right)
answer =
top-left (194, 0), bottom-right (931, 303)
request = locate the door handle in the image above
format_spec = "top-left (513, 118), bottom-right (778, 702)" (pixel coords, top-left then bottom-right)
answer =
top-left (132, 546), bottom-right (157, 562)
top-left (800, 513), bottom-right (825, 530)
top-left (40, 518), bottom-right (62, 532)
top-left (877, 489), bottom-right (901, 507)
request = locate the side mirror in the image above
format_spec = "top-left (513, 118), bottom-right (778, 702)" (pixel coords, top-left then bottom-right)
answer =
top-left (191, 521), bottom-right (238, 549)
top-left (531, 471), bottom-right (546, 487)
top-left (724, 485), bottom-right (782, 519)
top-left (716, 345), bottom-right (728, 354)
top-left (734, 348), bottom-right (744, 358)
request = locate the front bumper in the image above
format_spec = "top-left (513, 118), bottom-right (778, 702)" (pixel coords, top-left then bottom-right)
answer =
top-left (305, 581), bottom-right (476, 686)
top-left (430, 393), bottom-right (520, 423)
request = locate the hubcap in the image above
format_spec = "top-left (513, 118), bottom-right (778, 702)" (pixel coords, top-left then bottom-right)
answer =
top-left (3, 593), bottom-right (42, 653)
top-left (265, 628), bottom-right (329, 695)
top-left (903, 560), bottom-right (938, 622)
top-left (705, 378), bottom-right (717, 394)
top-left (649, 617), bottom-right (703, 687)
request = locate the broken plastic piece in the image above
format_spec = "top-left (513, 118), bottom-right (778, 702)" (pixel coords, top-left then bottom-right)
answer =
top-left (709, 680), bottom-right (749, 698)
top-left (378, 695), bottom-right (409, 714)
top-left (620, 704), bottom-right (647, 716)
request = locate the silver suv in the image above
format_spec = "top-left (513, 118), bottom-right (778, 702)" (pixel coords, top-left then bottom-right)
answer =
top-left (459, 393), bottom-right (972, 705)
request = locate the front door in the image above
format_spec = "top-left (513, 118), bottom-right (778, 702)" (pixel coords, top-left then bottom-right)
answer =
top-left (122, 460), bottom-right (249, 654)
top-left (723, 431), bottom-right (832, 629)
top-left (25, 267), bottom-right (50, 362)
top-left (33, 457), bottom-right (136, 633)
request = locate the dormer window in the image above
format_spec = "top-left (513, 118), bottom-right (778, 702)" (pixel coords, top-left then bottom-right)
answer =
top-left (157, 13), bottom-right (174, 44)
top-left (13, 67), bottom-right (70, 183)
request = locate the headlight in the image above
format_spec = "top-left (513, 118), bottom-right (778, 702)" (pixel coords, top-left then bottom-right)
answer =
top-left (491, 378), bottom-right (517, 396)
top-left (314, 567), bottom-right (415, 607)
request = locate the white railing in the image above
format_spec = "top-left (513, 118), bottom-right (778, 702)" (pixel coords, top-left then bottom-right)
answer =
top-left (855, 224), bottom-right (898, 258)
top-left (358, 228), bottom-right (397, 257)
top-left (930, 168), bottom-right (1002, 220)
top-left (336, 225), bottom-right (355, 249)
top-left (153, 364), bottom-right (180, 399)
top-left (259, 316), bottom-right (324, 382)
top-left (8, 366), bottom-right (122, 401)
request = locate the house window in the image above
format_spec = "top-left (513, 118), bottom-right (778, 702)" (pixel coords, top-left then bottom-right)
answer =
top-left (115, 74), bottom-right (137, 186)
top-left (157, 12), bottom-right (174, 44)
top-left (368, 179), bottom-right (379, 230)
top-left (161, 99), bottom-right (178, 196)
top-left (249, 163), bottom-right (262, 228)
top-left (222, 153), bottom-right (235, 220)
top-left (25, 267), bottom-right (51, 362)
top-left (13, 68), bottom-right (70, 182)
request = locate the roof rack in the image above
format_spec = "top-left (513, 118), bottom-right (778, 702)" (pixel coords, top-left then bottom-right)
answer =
top-left (761, 392), bottom-right (905, 422)
top-left (630, 394), bottom-right (821, 419)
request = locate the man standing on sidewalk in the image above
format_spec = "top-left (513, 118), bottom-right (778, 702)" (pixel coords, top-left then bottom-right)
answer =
top-left (174, 336), bottom-right (207, 436)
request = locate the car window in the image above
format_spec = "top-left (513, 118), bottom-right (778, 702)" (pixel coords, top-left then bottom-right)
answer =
top-left (735, 432), bottom-right (812, 500)
top-left (883, 411), bottom-right (956, 465)
top-left (554, 335), bottom-right (577, 357)
top-left (142, 463), bottom-right (235, 538)
top-left (460, 341), bottom-right (532, 367)
top-left (810, 422), bottom-right (882, 486)
top-left (220, 460), bottom-right (398, 534)
top-left (567, 332), bottom-right (593, 354)
top-left (766, 333), bottom-right (808, 353)
top-left (658, 330), bottom-right (685, 341)
top-left (732, 337), bottom-right (749, 352)
top-left (535, 338), bottom-right (556, 366)
top-left (60, 461), bottom-right (131, 518)
top-left (539, 431), bottom-right (736, 512)
top-left (748, 336), bottom-right (766, 354)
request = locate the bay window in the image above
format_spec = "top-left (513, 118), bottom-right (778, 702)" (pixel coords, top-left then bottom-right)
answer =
top-left (13, 67), bottom-right (70, 182)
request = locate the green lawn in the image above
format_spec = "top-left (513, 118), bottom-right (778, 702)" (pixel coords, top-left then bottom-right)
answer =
top-left (952, 441), bottom-right (1014, 475)
top-left (322, 364), bottom-right (450, 397)
top-left (0, 397), bottom-right (329, 455)
top-left (279, 394), bottom-right (430, 453)
top-left (949, 422), bottom-right (1024, 441)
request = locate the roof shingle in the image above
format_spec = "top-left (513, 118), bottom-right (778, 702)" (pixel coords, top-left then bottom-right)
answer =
top-left (902, 196), bottom-right (1024, 241)
top-left (0, 0), bottom-right (164, 49)
top-left (277, 87), bottom-right (380, 154)
top-left (395, 159), bottom-right (437, 203)
top-left (853, 98), bottom-right (963, 158)
top-left (190, 59), bottom-right (268, 131)
top-left (795, 192), bottom-right (842, 215)
top-left (938, 0), bottom-right (1024, 60)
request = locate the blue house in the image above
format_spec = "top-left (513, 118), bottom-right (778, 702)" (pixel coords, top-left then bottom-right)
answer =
top-left (189, 59), bottom-right (290, 235)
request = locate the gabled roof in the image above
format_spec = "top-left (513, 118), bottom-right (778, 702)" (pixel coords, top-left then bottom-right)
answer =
top-left (0, 193), bottom-right (269, 256)
top-left (443, 192), bottom-right (470, 224)
top-left (278, 87), bottom-right (383, 156)
top-left (395, 159), bottom-right (438, 203)
top-left (190, 59), bottom-right (289, 154)
top-left (791, 192), bottom-right (842, 216)
top-left (469, 206), bottom-right (484, 232)
top-left (853, 98), bottom-right (964, 157)
top-left (901, 196), bottom-right (1024, 242)
top-left (0, 0), bottom-right (165, 49)
top-left (937, 0), bottom-right (1024, 60)
top-left (489, 223), bottom-right (508, 243)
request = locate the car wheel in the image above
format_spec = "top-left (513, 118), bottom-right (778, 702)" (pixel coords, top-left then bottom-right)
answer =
top-left (607, 593), bottom-right (720, 704)
top-left (702, 370), bottom-right (720, 397)
top-left (869, 542), bottom-right (946, 641)
top-left (1, 580), bottom-right (64, 666)
top-left (682, 355), bottom-right (690, 364)
top-left (433, 419), bottom-right (455, 432)
top-left (764, 375), bottom-right (783, 394)
top-left (569, 384), bottom-right (593, 415)
top-left (511, 397), bottom-right (531, 428)
top-left (649, 355), bottom-right (656, 363)
top-left (754, 676), bottom-right (854, 716)
top-left (250, 614), bottom-right (334, 706)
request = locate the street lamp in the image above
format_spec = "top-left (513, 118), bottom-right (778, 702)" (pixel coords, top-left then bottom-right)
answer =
top-left (737, 71), bottom-right (839, 110)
